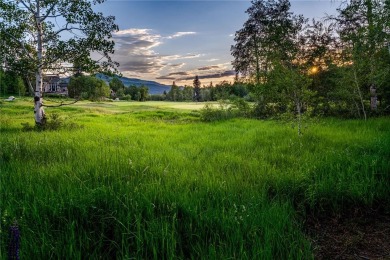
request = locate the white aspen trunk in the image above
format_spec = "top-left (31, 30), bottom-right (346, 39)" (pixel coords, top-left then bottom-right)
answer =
top-left (25, 77), bottom-right (34, 95)
top-left (353, 69), bottom-right (367, 121)
top-left (34, 1), bottom-right (45, 125)
top-left (353, 98), bottom-right (361, 118)
top-left (254, 33), bottom-right (260, 86)
top-left (370, 85), bottom-right (377, 111)
top-left (296, 97), bottom-right (302, 137)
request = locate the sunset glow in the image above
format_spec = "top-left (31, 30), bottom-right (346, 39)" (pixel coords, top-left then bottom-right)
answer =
top-left (94, 1), bottom-right (338, 85)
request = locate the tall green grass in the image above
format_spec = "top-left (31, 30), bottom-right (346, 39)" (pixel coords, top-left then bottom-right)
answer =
top-left (1, 99), bottom-right (389, 258)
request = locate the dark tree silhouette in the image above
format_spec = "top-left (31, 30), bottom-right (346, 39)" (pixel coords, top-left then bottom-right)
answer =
top-left (193, 75), bottom-right (201, 102)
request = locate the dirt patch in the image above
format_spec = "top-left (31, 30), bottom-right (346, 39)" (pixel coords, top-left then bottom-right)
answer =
top-left (305, 208), bottom-right (390, 259)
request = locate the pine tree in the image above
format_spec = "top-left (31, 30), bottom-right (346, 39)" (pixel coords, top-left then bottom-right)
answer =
top-left (193, 75), bottom-right (201, 102)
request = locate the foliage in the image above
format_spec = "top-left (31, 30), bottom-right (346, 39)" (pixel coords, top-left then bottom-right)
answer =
top-left (0, 0), bottom-right (119, 76)
top-left (200, 99), bottom-right (252, 121)
top-left (68, 76), bottom-right (109, 101)
top-left (0, 70), bottom-right (26, 96)
top-left (167, 81), bottom-right (181, 101)
top-left (231, 97), bottom-right (252, 117)
top-left (193, 75), bottom-right (201, 102)
top-left (334, 0), bottom-right (390, 117)
top-left (163, 81), bottom-right (249, 103)
top-left (21, 113), bottom-right (82, 131)
top-left (121, 94), bottom-right (132, 101)
top-left (231, 0), bottom-right (305, 84)
top-left (200, 102), bottom-right (233, 122)
top-left (109, 77), bottom-right (125, 93)
top-left (0, 0), bottom-right (118, 124)
top-left (230, 0), bottom-right (390, 119)
top-left (149, 94), bottom-right (165, 101)
top-left (115, 88), bottom-right (125, 98)
top-left (182, 86), bottom-right (194, 101)
top-left (139, 86), bottom-right (149, 101)
top-left (125, 85), bottom-right (141, 101)
top-left (231, 0), bottom-right (310, 128)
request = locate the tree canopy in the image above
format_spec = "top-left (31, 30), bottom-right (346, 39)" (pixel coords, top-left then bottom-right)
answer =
top-left (0, 0), bottom-right (119, 124)
top-left (231, 0), bottom-right (390, 119)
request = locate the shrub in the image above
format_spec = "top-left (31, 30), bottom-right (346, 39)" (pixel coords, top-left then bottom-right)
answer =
top-left (21, 113), bottom-right (83, 131)
top-left (231, 97), bottom-right (251, 117)
top-left (121, 94), bottom-right (132, 101)
top-left (200, 102), bottom-right (235, 122)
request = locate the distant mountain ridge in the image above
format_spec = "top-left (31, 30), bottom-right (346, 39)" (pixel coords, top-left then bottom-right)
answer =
top-left (95, 73), bottom-right (171, 95)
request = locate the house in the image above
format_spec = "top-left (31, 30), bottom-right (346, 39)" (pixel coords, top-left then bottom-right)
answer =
top-left (43, 74), bottom-right (68, 95)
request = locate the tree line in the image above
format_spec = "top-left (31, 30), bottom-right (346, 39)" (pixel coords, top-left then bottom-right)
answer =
top-left (230, 0), bottom-right (390, 119)
top-left (1, 0), bottom-right (389, 122)
top-left (87, 0), bottom-right (390, 120)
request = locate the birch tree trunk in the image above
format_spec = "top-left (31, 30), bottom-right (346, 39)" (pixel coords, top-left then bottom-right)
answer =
top-left (295, 92), bottom-right (302, 137)
top-left (34, 1), bottom-right (45, 125)
top-left (2, 0), bottom-right (118, 125)
top-left (353, 69), bottom-right (367, 121)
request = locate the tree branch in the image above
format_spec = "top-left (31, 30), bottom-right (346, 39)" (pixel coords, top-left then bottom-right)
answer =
top-left (43, 99), bottom-right (79, 108)
top-left (1, 30), bottom-right (34, 60)
top-left (42, 14), bottom-right (62, 18)
top-left (25, 76), bottom-right (35, 96)
top-left (53, 23), bottom-right (83, 37)
top-left (18, 0), bottom-right (34, 15)
top-left (40, 3), bottom-right (57, 22)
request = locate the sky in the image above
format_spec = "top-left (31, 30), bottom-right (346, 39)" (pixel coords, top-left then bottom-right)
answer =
top-left (94, 0), bottom-right (342, 86)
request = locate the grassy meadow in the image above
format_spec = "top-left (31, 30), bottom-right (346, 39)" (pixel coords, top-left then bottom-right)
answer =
top-left (1, 98), bottom-right (389, 259)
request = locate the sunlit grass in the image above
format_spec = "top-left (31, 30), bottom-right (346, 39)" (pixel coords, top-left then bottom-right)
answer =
top-left (1, 99), bottom-right (389, 258)
top-left (72, 100), bottom-right (219, 112)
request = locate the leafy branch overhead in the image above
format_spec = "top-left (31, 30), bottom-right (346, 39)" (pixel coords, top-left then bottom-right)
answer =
top-left (0, 0), bottom-right (119, 124)
top-left (0, 0), bottom-right (119, 75)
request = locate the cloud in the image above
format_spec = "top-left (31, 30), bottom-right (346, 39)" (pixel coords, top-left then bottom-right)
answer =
top-left (119, 59), bottom-right (163, 73)
top-left (161, 54), bottom-right (202, 61)
top-left (114, 29), bottom-right (151, 36)
top-left (156, 71), bottom-right (190, 80)
top-left (168, 63), bottom-right (185, 68)
top-left (198, 65), bottom-right (220, 71)
top-left (112, 28), bottom-right (202, 75)
top-left (158, 68), bottom-right (235, 83)
top-left (166, 32), bottom-right (197, 39)
top-left (168, 72), bottom-right (190, 76)
top-left (179, 70), bottom-right (236, 81)
top-left (111, 28), bottom-right (233, 85)
top-left (202, 58), bottom-right (219, 62)
top-left (113, 29), bottom-right (161, 56)
top-left (156, 76), bottom-right (176, 80)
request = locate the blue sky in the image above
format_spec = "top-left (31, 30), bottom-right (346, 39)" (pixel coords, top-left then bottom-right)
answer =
top-left (95, 0), bottom-right (341, 86)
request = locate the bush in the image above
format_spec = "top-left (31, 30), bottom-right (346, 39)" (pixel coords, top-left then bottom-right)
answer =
top-left (200, 99), bottom-right (254, 122)
top-left (149, 94), bottom-right (165, 101)
top-left (121, 94), bottom-right (132, 101)
top-left (21, 113), bottom-right (83, 131)
top-left (200, 102), bottom-right (235, 122)
top-left (231, 98), bottom-right (251, 117)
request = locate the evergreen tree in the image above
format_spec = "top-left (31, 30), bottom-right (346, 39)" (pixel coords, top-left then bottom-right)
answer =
top-left (193, 75), bottom-right (201, 102)
top-left (168, 81), bottom-right (180, 101)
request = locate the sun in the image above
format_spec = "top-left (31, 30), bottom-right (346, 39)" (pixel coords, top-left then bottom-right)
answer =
top-left (310, 66), bottom-right (319, 74)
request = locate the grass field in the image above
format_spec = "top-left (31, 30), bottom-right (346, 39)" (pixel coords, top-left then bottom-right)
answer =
top-left (1, 98), bottom-right (389, 258)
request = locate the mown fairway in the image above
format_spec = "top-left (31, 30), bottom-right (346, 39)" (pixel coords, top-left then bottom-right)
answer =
top-left (1, 98), bottom-right (389, 259)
